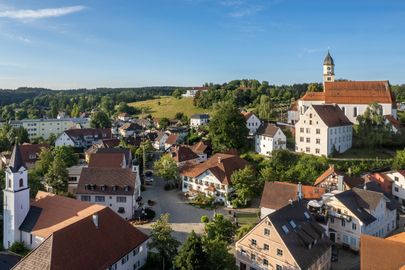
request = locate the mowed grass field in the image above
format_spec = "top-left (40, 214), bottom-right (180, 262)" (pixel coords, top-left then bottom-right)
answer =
top-left (128, 96), bottom-right (210, 119)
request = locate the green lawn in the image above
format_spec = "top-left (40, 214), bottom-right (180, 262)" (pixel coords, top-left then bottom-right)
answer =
top-left (235, 212), bottom-right (260, 225)
top-left (128, 96), bottom-right (210, 119)
top-left (333, 148), bottom-right (394, 159)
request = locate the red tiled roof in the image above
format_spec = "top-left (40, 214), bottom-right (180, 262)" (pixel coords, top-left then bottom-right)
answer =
top-left (88, 153), bottom-right (125, 168)
top-left (384, 115), bottom-right (402, 130)
top-left (171, 145), bottom-right (199, 163)
top-left (300, 91), bottom-right (325, 101)
top-left (165, 133), bottom-right (179, 145)
top-left (190, 141), bottom-right (210, 154)
top-left (360, 234), bottom-right (405, 270)
top-left (77, 168), bottom-right (136, 196)
top-left (241, 111), bottom-right (254, 120)
top-left (180, 153), bottom-right (248, 185)
top-left (260, 182), bottom-right (325, 210)
top-left (13, 207), bottom-right (148, 270)
top-left (314, 165), bottom-right (364, 188)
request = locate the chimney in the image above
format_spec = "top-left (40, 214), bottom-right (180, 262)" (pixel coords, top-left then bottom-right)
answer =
top-left (289, 199), bottom-right (293, 206)
top-left (297, 182), bottom-right (302, 201)
top-left (363, 183), bottom-right (367, 190)
top-left (218, 156), bottom-right (222, 163)
top-left (337, 175), bottom-right (344, 191)
top-left (92, 214), bottom-right (99, 229)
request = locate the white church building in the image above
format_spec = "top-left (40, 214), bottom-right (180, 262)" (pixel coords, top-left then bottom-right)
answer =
top-left (3, 145), bottom-right (149, 270)
top-left (289, 51), bottom-right (397, 124)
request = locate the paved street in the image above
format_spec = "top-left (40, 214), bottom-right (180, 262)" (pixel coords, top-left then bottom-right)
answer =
top-left (134, 176), bottom-right (226, 243)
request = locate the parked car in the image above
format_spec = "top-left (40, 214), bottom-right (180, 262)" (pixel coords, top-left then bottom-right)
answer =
top-left (144, 170), bottom-right (154, 185)
top-left (400, 205), bottom-right (405, 214)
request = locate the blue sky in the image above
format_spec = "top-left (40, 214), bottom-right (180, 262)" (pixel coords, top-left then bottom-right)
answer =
top-left (0, 0), bottom-right (404, 89)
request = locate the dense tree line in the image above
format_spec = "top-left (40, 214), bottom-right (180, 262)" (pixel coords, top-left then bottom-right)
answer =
top-left (0, 86), bottom-right (177, 121)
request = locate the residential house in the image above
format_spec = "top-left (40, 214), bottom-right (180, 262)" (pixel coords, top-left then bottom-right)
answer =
top-left (55, 128), bottom-right (112, 148)
top-left (119, 122), bottom-right (142, 138)
top-left (236, 201), bottom-right (332, 270)
top-left (360, 233), bottom-right (405, 270)
top-left (314, 164), bottom-right (365, 192)
top-left (164, 133), bottom-right (180, 150)
top-left (241, 111), bottom-right (261, 136)
top-left (295, 104), bottom-right (353, 157)
top-left (189, 141), bottom-right (210, 162)
top-left (287, 101), bottom-right (299, 124)
top-left (384, 115), bottom-right (402, 134)
top-left (92, 147), bottom-right (133, 168)
top-left (4, 145), bottom-right (148, 270)
top-left (296, 52), bottom-right (397, 124)
top-left (190, 114), bottom-right (209, 128)
top-left (324, 182), bottom-right (398, 251)
top-left (84, 138), bottom-right (121, 162)
top-left (1, 143), bottom-right (49, 170)
top-left (260, 181), bottom-right (325, 218)
top-left (170, 145), bottom-right (200, 167)
top-left (370, 170), bottom-right (405, 206)
top-left (255, 123), bottom-right (286, 156)
top-left (10, 117), bottom-right (90, 140)
top-left (182, 86), bottom-right (209, 97)
top-left (77, 167), bottom-right (140, 220)
top-left (180, 153), bottom-right (248, 204)
top-left (153, 131), bottom-right (169, 150)
top-left (117, 112), bottom-right (130, 121)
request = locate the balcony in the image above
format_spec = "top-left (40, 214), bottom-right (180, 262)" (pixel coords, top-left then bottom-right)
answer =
top-left (329, 211), bottom-right (352, 222)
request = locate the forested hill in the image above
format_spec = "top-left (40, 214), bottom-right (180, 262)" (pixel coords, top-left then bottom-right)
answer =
top-left (0, 86), bottom-right (178, 106)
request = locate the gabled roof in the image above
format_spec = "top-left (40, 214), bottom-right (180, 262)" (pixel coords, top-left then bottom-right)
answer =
top-left (190, 114), bottom-right (209, 119)
top-left (19, 143), bottom-right (49, 165)
top-left (165, 133), bottom-right (179, 145)
top-left (190, 141), bottom-right (210, 154)
top-left (119, 122), bottom-right (142, 131)
top-left (88, 152), bottom-right (125, 168)
top-left (384, 115), bottom-right (402, 130)
top-left (20, 191), bottom-right (105, 238)
top-left (171, 145), bottom-right (199, 163)
top-left (241, 111), bottom-right (255, 120)
top-left (180, 153), bottom-right (248, 185)
top-left (334, 182), bottom-right (397, 225)
top-left (268, 201), bottom-right (332, 270)
top-left (312, 104), bottom-right (353, 127)
top-left (360, 234), bottom-right (405, 270)
top-left (260, 181), bottom-right (325, 210)
top-left (77, 168), bottom-right (136, 196)
top-left (300, 91), bottom-right (325, 101)
top-left (256, 122), bottom-right (280, 137)
top-left (9, 144), bottom-right (25, 173)
top-left (95, 147), bottom-right (131, 166)
top-left (64, 128), bottom-right (112, 142)
top-left (314, 165), bottom-right (364, 188)
top-left (100, 138), bottom-right (120, 148)
top-left (13, 207), bottom-right (148, 270)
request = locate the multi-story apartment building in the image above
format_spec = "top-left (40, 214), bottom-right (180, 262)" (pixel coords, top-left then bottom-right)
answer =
top-left (11, 118), bottom-right (90, 139)
top-left (295, 104), bottom-right (353, 157)
top-left (324, 182), bottom-right (398, 251)
top-left (255, 123), bottom-right (286, 156)
top-left (236, 201), bottom-right (332, 270)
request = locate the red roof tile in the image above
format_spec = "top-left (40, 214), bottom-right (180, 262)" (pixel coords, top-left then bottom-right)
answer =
top-left (88, 152), bottom-right (125, 168)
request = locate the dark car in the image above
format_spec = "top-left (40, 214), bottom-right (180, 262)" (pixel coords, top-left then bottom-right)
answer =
top-left (331, 245), bottom-right (339, 262)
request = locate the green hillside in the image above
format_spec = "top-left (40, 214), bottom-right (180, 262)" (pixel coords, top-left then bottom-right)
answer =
top-left (128, 96), bottom-right (210, 119)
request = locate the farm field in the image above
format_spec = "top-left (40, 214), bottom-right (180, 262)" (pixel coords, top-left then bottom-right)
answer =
top-left (128, 96), bottom-right (210, 119)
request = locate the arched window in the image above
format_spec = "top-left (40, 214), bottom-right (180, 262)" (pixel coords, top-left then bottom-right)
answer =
top-left (19, 178), bottom-right (24, 188)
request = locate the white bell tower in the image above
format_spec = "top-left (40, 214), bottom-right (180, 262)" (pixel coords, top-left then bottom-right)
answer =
top-left (3, 144), bottom-right (30, 249)
top-left (323, 50), bottom-right (335, 87)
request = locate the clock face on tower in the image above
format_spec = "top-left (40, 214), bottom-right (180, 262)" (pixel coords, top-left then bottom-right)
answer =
top-left (327, 67), bottom-right (331, 71)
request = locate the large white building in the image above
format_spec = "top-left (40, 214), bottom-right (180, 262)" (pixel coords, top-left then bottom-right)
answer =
top-left (3, 145), bottom-right (148, 270)
top-left (55, 128), bottom-right (112, 148)
top-left (255, 122), bottom-right (286, 156)
top-left (324, 182), bottom-right (398, 251)
top-left (190, 114), bottom-right (209, 128)
top-left (295, 104), bottom-right (353, 157)
top-left (10, 118), bottom-right (90, 140)
top-left (290, 52), bottom-right (397, 124)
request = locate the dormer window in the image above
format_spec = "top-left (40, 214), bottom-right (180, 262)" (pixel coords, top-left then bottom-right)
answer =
top-left (101, 185), bottom-right (107, 191)
top-left (112, 185), bottom-right (117, 191)
top-left (19, 179), bottom-right (23, 188)
top-left (124, 186), bottom-right (130, 192)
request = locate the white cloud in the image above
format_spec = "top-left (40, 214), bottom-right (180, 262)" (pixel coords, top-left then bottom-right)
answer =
top-left (0, 6), bottom-right (86, 20)
top-left (220, 0), bottom-right (244, 7)
top-left (229, 5), bottom-right (263, 17)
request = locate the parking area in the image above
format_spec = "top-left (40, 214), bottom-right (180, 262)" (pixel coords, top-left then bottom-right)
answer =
top-left (134, 175), bottom-right (227, 243)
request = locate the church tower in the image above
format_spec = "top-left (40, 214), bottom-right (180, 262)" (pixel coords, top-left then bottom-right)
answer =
top-left (323, 51), bottom-right (335, 86)
top-left (3, 144), bottom-right (30, 249)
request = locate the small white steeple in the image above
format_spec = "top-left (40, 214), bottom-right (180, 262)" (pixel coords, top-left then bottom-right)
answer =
top-left (3, 144), bottom-right (30, 249)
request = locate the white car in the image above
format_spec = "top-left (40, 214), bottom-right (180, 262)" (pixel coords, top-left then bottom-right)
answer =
top-left (144, 170), bottom-right (154, 185)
